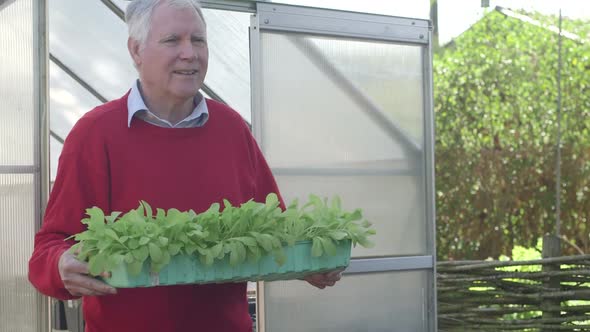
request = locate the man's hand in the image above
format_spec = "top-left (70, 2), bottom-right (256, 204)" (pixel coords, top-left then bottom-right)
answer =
top-left (304, 269), bottom-right (343, 289)
top-left (58, 250), bottom-right (117, 297)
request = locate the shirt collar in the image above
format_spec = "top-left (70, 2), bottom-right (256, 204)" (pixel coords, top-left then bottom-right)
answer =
top-left (127, 80), bottom-right (209, 128)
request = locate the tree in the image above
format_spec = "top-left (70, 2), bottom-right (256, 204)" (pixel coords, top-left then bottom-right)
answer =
top-left (434, 9), bottom-right (590, 260)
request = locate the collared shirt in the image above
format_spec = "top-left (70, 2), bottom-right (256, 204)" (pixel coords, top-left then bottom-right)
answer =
top-left (127, 80), bottom-right (209, 128)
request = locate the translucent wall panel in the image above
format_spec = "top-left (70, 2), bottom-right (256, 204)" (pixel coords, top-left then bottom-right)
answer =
top-left (276, 175), bottom-right (426, 257)
top-left (49, 0), bottom-right (135, 100)
top-left (112, 0), bottom-right (129, 10)
top-left (0, 1), bottom-right (43, 331)
top-left (52, 1), bottom-right (252, 122)
top-left (306, 37), bottom-right (424, 141)
top-left (49, 60), bottom-right (102, 182)
top-left (50, 61), bottom-right (103, 141)
top-left (50, 136), bottom-right (62, 183)
top-left (264, 270), bottom-right (428, 332)
top-left (260, 32), bottom-right (423, 169)
top-left (0, 174), bottom-right (40, 332)
top-left (202, 8), bottom-right (252, 121)
top-left (259, 31), bottom-right (427, 257)
top-left (0, 0), bottom-right (34, 165)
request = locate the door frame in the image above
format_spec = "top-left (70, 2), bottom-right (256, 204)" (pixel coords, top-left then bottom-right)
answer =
top-left (247, 2), bottom-right (436, 331)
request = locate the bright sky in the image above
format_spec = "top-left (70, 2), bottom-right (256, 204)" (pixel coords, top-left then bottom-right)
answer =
top-left (438, 0), bottom-right (590, 44)
top-left (274, 0), bottom-right (590, 44)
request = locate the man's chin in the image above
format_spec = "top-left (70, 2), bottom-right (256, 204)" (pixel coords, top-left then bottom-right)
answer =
top-left (171, 88), bottom-right (201, 100)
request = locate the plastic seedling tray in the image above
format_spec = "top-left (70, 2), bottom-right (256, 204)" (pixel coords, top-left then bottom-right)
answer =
top-left (104, 240), bottom-right (351, 288)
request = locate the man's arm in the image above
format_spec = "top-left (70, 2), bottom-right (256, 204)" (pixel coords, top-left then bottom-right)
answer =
top-left (28, 116), bottom-right (116, 299)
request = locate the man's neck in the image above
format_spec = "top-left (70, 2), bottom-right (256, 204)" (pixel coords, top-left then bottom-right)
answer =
top-left (138, 82), bottom-right (194, 125)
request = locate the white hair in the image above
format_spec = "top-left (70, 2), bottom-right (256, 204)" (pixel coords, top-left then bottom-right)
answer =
top-left (125, 0), bottom-right (206, 47)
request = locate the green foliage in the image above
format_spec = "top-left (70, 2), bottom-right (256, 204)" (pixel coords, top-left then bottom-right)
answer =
top-left (498, 238), bottom-right (543, 272)
top-left (435, 9), bottom-right (590, 260)
top-left (67, 194), bottom-right (376, 276)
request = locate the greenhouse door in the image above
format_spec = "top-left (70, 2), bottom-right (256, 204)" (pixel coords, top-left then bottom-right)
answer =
top-left (0, 0), bottom-right (49, 331)
top-left (250, 3), bottom-right (436, 331)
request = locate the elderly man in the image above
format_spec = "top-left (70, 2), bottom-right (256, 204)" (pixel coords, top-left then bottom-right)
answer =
top-left (28, 0), bottom-right (340, 331)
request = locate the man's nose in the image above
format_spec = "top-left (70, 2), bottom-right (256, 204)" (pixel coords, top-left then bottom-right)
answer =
top-left (179, 40), bottom-right (196, 60)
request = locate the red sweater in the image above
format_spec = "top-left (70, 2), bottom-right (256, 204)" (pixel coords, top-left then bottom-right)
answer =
top-left (28, 93), bottom-right (282, 332)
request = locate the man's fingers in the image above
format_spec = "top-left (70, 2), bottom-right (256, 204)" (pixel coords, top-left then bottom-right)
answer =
top-left (62, 269), bottom-right (117, 296)
top-left (78, 275), bottom-right (117, 295)
top-left (65, 257), bottom-right (90, 275)
top-left (303, 275), bottom-right (323, 289)
top-left (66, 286), bottom-right (103, 297)
top-left (326, 270), bottom-right (343, 281)
top-left (63, 252), bottom-right (112, 279)
top-left (307, 280), bottom-right (326, 289)
top-left (60, 251), bottom-right (89, 274)
top-left (72, 244), bottom-right (83, 255)
top-left (304, 272), bottom-right (340, 289)
top-left (64, 274), bottom-right (117, 296)
top-left (59, 249), bottom-right (116, 297)
top-left (67, 284), bottom-right (114, 297)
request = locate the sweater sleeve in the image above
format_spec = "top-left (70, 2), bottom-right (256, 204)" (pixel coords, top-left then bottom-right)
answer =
top-left (28, 115), bottom-right (111, 300)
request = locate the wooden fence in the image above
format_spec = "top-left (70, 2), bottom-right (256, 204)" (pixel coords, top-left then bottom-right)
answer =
top-left (438, 254), bottom-right (590, 331)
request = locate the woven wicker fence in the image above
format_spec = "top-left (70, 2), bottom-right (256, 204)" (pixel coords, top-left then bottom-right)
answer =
top-left (438, 254), bottom-right (590, 331)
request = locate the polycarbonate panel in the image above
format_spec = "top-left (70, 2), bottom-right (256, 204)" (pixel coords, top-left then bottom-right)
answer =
top-left (264, 270), bottom-right (428, 332)
top-left (276, 175), bottom-right (426, 257)
top-left (202, 8), bottom-right (252, 121)
top-left (112, 0), bottom-right (129, 11)
top-left (259, 32), bottom-right (424, 169)
top-left (55, 1), bottom-right (252, 121)
top-left (307, 36), bottom-right (424, 141)
top-left (49, 135), bottom-right (62, 183)
top-left (0, 0), bottom-right (34, 165)
top-left (258, 31), bottom-right (427, 257)
top-left (0, 174), bottom-right (40, 332)
top-left (49, 0), bottom-right (135, 101)
top-left (50, 61), bottom-right (103, 142)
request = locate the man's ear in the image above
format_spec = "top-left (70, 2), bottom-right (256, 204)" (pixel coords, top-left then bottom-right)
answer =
top-left (128, 38), bottom-right (142, 67)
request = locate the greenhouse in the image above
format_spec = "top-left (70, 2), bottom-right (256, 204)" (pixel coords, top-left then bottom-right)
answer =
top-left (5, 0), bottom-right (590, 330)
top-left (0, 0), bottom-right (436, 331)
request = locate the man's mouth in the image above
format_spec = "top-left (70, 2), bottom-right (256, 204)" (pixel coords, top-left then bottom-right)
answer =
top-left (173, 70), bottom-right (198, 75)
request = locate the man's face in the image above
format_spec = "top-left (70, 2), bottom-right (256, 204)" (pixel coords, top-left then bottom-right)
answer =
top-left (131, 4), bottom-right (208, 101)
